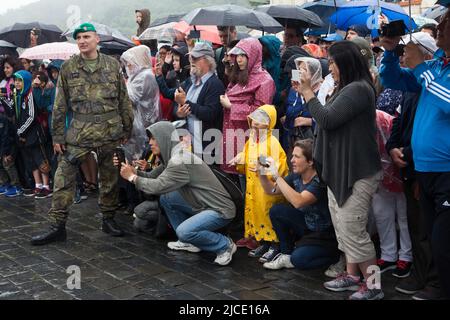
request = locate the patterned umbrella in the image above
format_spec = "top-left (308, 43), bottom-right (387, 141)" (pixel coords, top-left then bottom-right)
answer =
top-left (138, 23), bottom-right (177, 41)
top-left (19, 42), bottom-right (79, 60)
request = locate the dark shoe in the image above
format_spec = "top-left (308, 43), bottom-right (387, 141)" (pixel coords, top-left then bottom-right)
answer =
top-left (412, 286), bottom-right (442, 300)
top-left (248, 243), bottom-right (270, 258)
top-left (30, 224), bottom-right (66, 246)
top-left (392, 260), bottom-right (412, 279)
top-left (259, 245), bottom-right (280, 263)
top-left (35, 188), bottom-right (53, 199)
top-left (377, 259), bottom-right (397, 273)
top-left (395, 277), bottom-right (424, 295)
top-left (102, 218), bottom-right (124, 237)
top-left (24, 188), bottom-right (42, 197)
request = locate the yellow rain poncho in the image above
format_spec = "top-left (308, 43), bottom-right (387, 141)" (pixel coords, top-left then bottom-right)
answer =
top-left (236, 105), bottom-right (288, 242)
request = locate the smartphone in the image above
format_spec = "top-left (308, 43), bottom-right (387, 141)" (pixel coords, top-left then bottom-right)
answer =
top-left (114, 147), bottom-right (126, 168)
top-left (291, 69), bottom-right (301, 82)
top-left (0, 87), bottom-right (7, 94)
top-left (258, 155), bottom-right (270, 168)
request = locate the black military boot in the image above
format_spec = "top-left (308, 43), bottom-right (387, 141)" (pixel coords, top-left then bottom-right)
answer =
top-left (102, 218), bottom-right (124, 237)
top-left (31, 223), bottom-right (67, 246)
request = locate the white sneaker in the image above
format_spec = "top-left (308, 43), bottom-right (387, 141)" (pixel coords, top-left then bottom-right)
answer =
top-left (263, 253), bottom-right (294, 270)
top-left (214, 238), bottom-right (237, 266)
top-left (324, 254), bottom-right (346, 278)
top-left (167, 240), bottom-right (201, 253)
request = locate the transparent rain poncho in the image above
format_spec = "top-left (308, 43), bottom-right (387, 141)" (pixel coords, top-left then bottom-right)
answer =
top-left (121, 45), bottom-right (161, 160)
top-left (294, 56), bottom-right (323, 92)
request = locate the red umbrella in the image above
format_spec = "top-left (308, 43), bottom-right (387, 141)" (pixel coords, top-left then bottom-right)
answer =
top-left (174, 21), bottom-right (221, 44)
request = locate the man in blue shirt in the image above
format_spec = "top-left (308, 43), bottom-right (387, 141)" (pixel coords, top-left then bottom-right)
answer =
top-left (380, 10), bottom-right (450, 300)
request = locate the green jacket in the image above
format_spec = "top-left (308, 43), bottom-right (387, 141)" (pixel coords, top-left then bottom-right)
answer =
top-left (52, 52), bottom-right (133, 147)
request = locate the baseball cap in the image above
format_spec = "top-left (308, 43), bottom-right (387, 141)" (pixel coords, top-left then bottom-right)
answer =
top-left (321, 33), bottom-right (344, 42)
top-left (402, 32), bottom-right (438, 55)
top-left (188, 42), bottom-right (214, 59)
top-left (73, 23), bottom-right (97, 40)
top-left (351, 36), bottom-right (374, 66)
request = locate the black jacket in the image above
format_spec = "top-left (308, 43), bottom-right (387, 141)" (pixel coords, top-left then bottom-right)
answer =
top-left (385, 91), bottom-right (421, 181)
top-left (0, 113), bottom-right (16, 157)
top-left (156, 73), bottom-right (225, 150)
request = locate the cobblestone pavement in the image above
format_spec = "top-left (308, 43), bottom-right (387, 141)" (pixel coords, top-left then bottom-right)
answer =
top-left (0, 195), bottom-right (409, 300)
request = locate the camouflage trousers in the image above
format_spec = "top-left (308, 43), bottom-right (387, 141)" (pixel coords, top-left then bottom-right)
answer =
top-left (0, 156), bottom-right (20, 186)
top-left (49, 143), bottom-right (120, 225)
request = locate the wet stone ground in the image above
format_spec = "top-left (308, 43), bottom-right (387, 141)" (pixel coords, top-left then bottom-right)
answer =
top-left (0, 195), bottom-right (409, 300)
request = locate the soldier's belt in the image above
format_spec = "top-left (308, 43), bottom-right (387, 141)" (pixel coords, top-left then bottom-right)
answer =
top-left (73, 111), bottom-right (119, 124)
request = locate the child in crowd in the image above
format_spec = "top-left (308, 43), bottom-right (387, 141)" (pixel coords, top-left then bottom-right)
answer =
top-left (229, 105), bottom-right (288, 263)
top-left (373, 110), bottom-right (413, 278)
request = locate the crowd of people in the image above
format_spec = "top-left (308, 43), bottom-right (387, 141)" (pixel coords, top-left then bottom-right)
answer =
top-left (0, 7), bottom-right (449, 301)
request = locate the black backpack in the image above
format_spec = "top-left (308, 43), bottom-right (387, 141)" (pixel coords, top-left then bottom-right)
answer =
top-left (210, 167), bottom-right (245, 234)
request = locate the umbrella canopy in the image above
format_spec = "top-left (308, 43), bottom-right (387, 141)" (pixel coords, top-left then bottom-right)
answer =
top-left (329, 0), bottom-right (418, 35)
top-left (173, 21), bottom-right (221, 44)
top-left (423, 4), bottom-right (448, 20)
top-left (20, 42), bottom-right (79, 60)
top-left (0, 22), bottom-right (66, 48)
top-left (300, 0), bottom-right (346, 24)
top-left (0, 40), bottom-right (18, 58)
top-left (255, 4), bottom-right (324, 28)
top-left (437, 0), bottom-right (450, 7)
top-left (412, 15), bottom-right (438, 28)
top-left (150, 14), bottom-right (186, 28)
top-left (181, 4), bottom-right (283, 33)
top-left (139, 22), bottom-right (177, 41)
top-left (62, 22), bottom-right (134, 47)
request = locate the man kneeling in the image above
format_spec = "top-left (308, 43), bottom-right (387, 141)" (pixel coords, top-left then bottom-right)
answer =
top-left (116, 121), bottom-right (237, 265)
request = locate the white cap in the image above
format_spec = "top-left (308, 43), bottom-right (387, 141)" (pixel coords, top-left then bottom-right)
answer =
top-left (402, 32), bottom-right (438, 55)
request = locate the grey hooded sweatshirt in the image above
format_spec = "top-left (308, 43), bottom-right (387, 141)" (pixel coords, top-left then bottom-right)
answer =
top-left (135, 122), bottom-right (236, 220)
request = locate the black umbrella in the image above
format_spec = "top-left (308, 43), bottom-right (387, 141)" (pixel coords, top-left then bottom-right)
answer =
top-left (181, 4), bottom-right (283, 33)
top-left (0, 22), bottom-right (67, 48)
top-left (0, 40), bottom-right (18, 58)
top-left (100, 40), bottom-right (135, 56)
top-left (62, 22), bottom-right (134, 48)
top-left (150, 14), bottom-right (186, 28)
top-left (255, 4), bottom-right (324, 28)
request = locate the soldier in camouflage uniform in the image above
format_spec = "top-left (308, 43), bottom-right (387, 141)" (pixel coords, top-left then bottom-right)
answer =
top-left (31, 23), bottom-right (134, 245)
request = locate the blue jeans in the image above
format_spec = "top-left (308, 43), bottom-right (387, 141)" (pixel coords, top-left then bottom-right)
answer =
top-left (270, 204), bottom-right (338, 270)
top-left (160, 191), bottom-right (232, 254)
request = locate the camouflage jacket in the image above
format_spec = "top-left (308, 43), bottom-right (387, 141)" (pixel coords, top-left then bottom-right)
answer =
top-left (52, 52), bottom-right (133, 147)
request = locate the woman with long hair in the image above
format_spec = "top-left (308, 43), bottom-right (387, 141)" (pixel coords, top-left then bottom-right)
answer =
top-left (294, 41), bottom-right (383, 300)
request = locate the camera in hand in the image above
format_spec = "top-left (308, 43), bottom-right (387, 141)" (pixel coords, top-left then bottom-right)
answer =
top-left (0, 87), bottom-right (7, 95)
top-left (115, 147), bottom-right (126, 168)
top-left (258, 155), bottom-right (270, 168)
top-left (394, 44), bottom-right (406, 57)
top-left (379, 20), bottom-right (407, 38)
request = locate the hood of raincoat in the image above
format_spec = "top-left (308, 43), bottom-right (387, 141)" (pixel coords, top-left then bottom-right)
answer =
top-left (294, 56), bottom-right (323, 91)
top-left (136, 9), bottom-right (151, 36)
top-left (146, 121), bottom-right (180, 166)
top-left (234, 38), bottom-right (264, 75)
top-left (13, 70), bottom-right (32, 109)
top-left (171, 45), bottom-right (190, 73)
top-left (46, 59), bottom-right (64, 83)
top-left (121, 45), bottom-right (153, 78)
top-left (248, 104), bottom-right (277, 131)
top-left (259, 35), bottom-right (282, 90)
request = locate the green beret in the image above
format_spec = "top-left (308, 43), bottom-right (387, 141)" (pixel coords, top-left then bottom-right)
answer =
top-left (73, 23), bottom-right (97, 40)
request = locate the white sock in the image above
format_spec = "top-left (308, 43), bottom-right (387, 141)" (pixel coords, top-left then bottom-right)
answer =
top-left (43, 185), bottom-right (50, 190)
top-left (36, 183), bottom-right (43, 189)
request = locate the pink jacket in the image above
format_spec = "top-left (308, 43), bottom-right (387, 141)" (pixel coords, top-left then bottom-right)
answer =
top-left (222, 38), bottom-right (275, 174)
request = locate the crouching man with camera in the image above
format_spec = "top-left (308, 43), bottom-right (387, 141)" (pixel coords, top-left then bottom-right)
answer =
top-left (116, 121), bottom-right (238, 266)
top-left (31, 23), bottom-right (134, 245)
